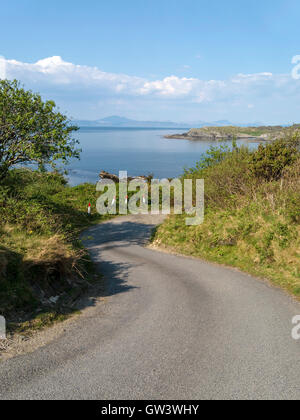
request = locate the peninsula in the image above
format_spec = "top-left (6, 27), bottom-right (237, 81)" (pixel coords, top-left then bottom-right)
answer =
top-left (164, 125), bottom-right (300, 141)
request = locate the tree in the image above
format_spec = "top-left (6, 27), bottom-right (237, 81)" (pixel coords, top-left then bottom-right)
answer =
top-left (0, 79), bottom-right (80, 181)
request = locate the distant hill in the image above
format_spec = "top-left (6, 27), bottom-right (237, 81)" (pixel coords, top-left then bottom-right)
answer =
top-left (73, 115), bottom-right (261, 129)
top-left (73, 116), bottom-right (191, 128)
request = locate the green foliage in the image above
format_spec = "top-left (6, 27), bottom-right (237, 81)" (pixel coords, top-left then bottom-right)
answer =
top-left (0, 245), bottom-right (35, 314)
top-left (153, 140), bottom-right (300, 298)
top-left (285, 192), bottom-right (300, 223)
top-left (0, 169), bottom-right (110, 317)
top-left (0, 169), bottom-right (105, 236)
top-left (184, 144), bottom-right (231, 173)
top-left (184, 144), bottom-right (252, 209)
top-left (249, 139), bottom-right (298, 181)
top-left (0, 79), bottom-right (80, 181)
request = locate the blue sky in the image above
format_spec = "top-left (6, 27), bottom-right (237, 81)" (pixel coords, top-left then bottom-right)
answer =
top-left (1, 0), bottom-right (300, 124)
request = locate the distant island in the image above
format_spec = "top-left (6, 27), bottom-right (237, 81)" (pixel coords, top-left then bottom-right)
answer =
top-left (73, 116), bottom-right (191, 128)
top-left (164, 124), bottom-right (300, 141)
top-left (73, 115), bottom-right (265, 129)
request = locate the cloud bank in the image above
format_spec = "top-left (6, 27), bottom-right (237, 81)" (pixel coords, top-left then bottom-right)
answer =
top-left (0, 55), bottom-right (300, 123)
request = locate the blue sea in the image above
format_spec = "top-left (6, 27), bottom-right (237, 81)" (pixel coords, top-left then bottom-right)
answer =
top-left (65, 127), bottom-right (260, 185)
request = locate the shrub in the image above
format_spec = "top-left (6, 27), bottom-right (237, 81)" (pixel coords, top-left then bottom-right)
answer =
top-left (249, 139), bottom-right (299, 181)
top-left (184, 144), bottom-right (231, 174)
top-left (153, 140), bottom-right (300, 298)
top-left (0, 169), bottom-right (108, 317)
top-left (185, 144), bottom-right (252, 209)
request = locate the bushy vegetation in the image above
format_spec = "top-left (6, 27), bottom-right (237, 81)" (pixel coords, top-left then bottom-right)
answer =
top-left (0, 169), bottom-right (109, 320)
top-left (249, 137), bottom-right (299, 181)
top-left (153, 137), bottom-right (300, 297)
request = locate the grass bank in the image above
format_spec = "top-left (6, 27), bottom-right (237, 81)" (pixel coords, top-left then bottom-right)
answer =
top-left (0, 169), bottom-right (110, 331)
top-left (152, 138), bottom-right (300, 297)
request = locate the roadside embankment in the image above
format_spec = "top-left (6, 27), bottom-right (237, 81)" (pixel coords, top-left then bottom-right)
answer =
top-left (0, 169), bottom-right (111, 335)
top-left (153, 137), bottom-right (300, 297)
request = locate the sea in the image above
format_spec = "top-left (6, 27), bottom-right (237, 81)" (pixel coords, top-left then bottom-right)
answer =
top-left (64, 127), bottom-right (260, 185)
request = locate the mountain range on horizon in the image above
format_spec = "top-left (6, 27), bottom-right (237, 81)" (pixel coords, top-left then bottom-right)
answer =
top-left (73, 115), bottom-right (265, 129)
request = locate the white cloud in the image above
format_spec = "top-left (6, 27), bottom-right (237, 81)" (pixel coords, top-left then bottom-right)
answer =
top-left (232, 72), bottom-right (273, 82)
top-left (1, 56), bottom-right (143, 94)
top-left (0, 55), bottom-right (282, 102)
top-left (1, 55), bottom-right (300, 122)
top-left (140, 76), bottom-right (199, 97)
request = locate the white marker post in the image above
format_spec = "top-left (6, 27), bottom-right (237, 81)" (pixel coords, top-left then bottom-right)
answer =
top-left (0, 316), bottom-right (6, 340)
top-left (88, 203), bottom-right (91, 215)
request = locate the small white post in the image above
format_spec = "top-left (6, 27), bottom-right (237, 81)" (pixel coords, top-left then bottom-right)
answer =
top-left (0, 316), bottom-right (6, 340)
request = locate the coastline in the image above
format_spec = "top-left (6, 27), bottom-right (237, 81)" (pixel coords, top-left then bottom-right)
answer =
top-left (164, 133), bottom-right (262, 141)
top-left (162, 125), bottom-right (299, 142)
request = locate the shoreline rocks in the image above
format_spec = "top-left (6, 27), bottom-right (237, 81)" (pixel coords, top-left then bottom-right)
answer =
top-left (99, 170), bottom-right (150, 182)
top-left (164, 129), bottom-right (259, 141)
top-left (162, 126), bottom-right (295, 142)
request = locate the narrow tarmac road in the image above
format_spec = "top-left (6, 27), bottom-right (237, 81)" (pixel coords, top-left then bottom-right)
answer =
top-left (1, 215), bottom-right (300, 400)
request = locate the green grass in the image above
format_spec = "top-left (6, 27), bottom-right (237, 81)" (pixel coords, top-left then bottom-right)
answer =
top-left (8, 311), bottom-right (74, 336)
top-left (1, 136), bottom-right (300, 335)
top-left (0, 169), bottom-right (110, 323)
top-left (153, 140), bottom-right (300, 298)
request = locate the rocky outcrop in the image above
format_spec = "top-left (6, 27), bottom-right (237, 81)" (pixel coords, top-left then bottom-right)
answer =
top-left (165, 128), bottom-right (258, 141)
top-left (99, 170), bottom-right (150, 182)
top-left (99, 171), bottom-right (120, 183)
top-left (164, 124), bottom-right (300, 141)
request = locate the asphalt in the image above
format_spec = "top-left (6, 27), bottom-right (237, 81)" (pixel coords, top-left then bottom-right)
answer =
top-left (0, 214), bottom-right (300, 400)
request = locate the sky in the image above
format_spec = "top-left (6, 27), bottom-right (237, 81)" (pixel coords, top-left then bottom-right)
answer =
top-left (1, 0), bottom-right (300, 124)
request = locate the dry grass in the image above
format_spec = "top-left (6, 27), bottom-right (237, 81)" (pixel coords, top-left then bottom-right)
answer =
top-left (24, 234), bottom-right (86, 282)
top-left (0, 169), bottom-right (107, 318)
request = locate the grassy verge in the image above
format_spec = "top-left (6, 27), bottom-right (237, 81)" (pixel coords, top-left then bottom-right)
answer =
top-left (152, 138), bottom-right (300, 298)
top-left (0, 169), bottom-right (110, 333)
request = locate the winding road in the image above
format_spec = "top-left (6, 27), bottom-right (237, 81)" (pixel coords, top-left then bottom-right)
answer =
top-left (1, 215), bottom-right (300, 400)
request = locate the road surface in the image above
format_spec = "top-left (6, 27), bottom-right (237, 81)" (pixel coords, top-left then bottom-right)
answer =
top-left (1, 215), bottom-right (300, 400)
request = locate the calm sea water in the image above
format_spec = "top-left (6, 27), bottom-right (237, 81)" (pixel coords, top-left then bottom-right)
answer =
top-left (66, 127), bottom-right (260, 185)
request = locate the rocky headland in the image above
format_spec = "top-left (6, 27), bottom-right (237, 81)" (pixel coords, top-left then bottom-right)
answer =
top-left (164, 125), bottom-right (300, 141)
